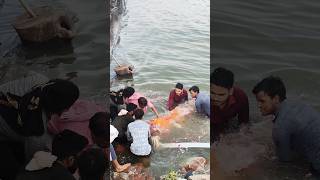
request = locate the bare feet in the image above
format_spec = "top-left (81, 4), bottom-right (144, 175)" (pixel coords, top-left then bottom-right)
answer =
top-left (115, 163), bottom-right (131, 172)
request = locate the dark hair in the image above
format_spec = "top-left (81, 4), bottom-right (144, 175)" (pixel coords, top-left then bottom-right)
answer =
top-left (89, 112), bottom-right (109, 139)
top-left (211, 67), bottom-right (234, 89)
top-left (175, 83), bottom-right (183, 90)
top-left (122, 87), bottom-right (135, 98)
top-left (134, 109), bottom-right (144, 120)
top-left (52, 129), bottom-right (88, 160)
top-left (189, 86), bottom-right (199, 93)
top-left (42, 79), bottom-right (79, 115)
top-left (126, 103), bottom-right (137, 112)
top-left (252, 76), bottom-right (286, 102)
top-left (78, 148), bottom-right (107, 180)
top-left (138, 97), bottom-right (148, 107)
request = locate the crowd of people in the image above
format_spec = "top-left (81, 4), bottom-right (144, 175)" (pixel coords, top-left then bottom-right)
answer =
top-left (0, 73), bottom-right (111, 180)
top-left (2, 66), bottom-right (318, 179)
top-left (0, 55), bottom-right (208, 180)
top-left (109, 83), bottom-right (210, 175)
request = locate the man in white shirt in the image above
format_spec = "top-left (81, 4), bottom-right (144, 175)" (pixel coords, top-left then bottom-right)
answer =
top-left (127, 109), bottom-right (151, 156)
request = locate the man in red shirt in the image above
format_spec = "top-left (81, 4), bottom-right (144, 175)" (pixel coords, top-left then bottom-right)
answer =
top-left (211, 67), bottom-right (249, 141)
top-left (167, 83), bottom-right (188, 111)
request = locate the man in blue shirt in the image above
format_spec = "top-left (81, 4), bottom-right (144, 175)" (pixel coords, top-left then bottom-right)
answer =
top-left (189, 86), bottom-right (210, 117)
top-left (252, 76), bottom-right (320, 179)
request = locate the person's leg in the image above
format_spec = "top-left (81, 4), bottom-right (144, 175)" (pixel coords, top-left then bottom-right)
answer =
top-left (139, 155), bottom-right (151, 168)
top-left (110, 144), bottom-right (131, 172)
top-left (0, 141), bottom-right (24, 180)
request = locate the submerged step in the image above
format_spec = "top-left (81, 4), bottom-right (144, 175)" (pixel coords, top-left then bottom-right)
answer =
top-left (160, 143), bottom-right (210, 149)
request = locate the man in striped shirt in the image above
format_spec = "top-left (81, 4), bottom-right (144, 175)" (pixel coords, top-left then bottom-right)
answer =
top-left (127, 109), bottom-right (151, 156)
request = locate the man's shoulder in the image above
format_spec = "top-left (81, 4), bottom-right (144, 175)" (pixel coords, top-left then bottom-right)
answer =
top-left (136, 120), bottom-right (150, 128)
top-left (233, 86), bottom-right (249, 101)
top-left (114, 114), bottom-right (133, 121)
top-left (183, 89), bottom-right (188, 94)
top-left (198, 92), bottom-right (209, 100)
top-left (119, 115), bottom-right (135, 126)
top-left (169, 89), bottom-right (176, 96)
top-left (128, 120), bottom-right (149, 129)
top-left (127, 121), bottom-right (135, 127)
top-left (280, 100), bottom-right (319, 117)
top-left (233, 86), bottom-right (247, 95)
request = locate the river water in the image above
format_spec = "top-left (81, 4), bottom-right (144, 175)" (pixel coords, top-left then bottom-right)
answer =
top-left (0, 0), bottom-right (108, 101)
top-left (110, 0), bottom-right (210, 178)
top-left (213, 0), bottom-right (320, 179)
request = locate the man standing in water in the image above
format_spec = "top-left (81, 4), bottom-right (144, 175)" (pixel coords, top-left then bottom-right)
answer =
top-left (167, 83), bottom-right (188, 111)
top-left (189, 86), bottom-right (210, 117)
top-left (252, 76), bottom-right (320, 178)
top-left (211, 67), bottom-right (249, 140)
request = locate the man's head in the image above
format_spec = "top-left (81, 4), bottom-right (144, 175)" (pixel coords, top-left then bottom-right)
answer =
top-left (78, 148), bottom-right (107, 180)
top-left (89, 112), bottom-right (109, 148)
top-left (252, 76), bottom-right (286, 116)
top-left (138, 97), bottom-right (148, 109)
top-left (126, 103), bottom-right (138, 116)
top-left (122, 87), bottom-right (135, 98)
top-left (42, 79), bottom-right (79, 116)
top-left (175, 83), bottom-right (184, 96)
top-left (52, 129), bottom-right (88, 174)
top-left (210, 67), bottom-right (234, 108)
top-left (189, 86), bottom-right (200, 98)
top-left (134, 109), bottom-right (144, 120)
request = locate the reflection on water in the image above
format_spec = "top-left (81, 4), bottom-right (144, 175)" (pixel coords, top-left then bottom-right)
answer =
top-left (213, 0), bottom-right (320, 179)
top-left (111, 0), bottom-right (210, 178)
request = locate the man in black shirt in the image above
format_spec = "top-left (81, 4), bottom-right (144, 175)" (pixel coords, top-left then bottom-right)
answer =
top-left (111, 103), bottom-right (137, 144)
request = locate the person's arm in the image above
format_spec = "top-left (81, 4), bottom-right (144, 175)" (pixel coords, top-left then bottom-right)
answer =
top-left (126, 127), bottom-right (133, 141)
top-left (184, 89), bottom-right (189, 101)
top-left (195, 98), bottom-right (201, 113)
top-left (148, 124), bottom-right (151, 138)
top-left (238, 94), bottom-right (249, 124)
top-left (205, 96), bottom-right (210, 117)
top-left (167, 90), bottom-right (175, 111)
top-left (151, 106), bottom-right (160, 118)
top-left (274, 119), bottom-right (294, 162)
top-left (148, 100), bottom-right (159, 117)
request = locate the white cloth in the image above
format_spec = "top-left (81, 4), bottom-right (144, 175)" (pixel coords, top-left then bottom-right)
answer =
top-left (118, 109), bottom-right (128, 116)
top-left (25, 151), bottom-right (57, 171)
top-left (110, 125), bottom-right (119, 143)
top-left (127, 120), bottom-right (151, 156)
